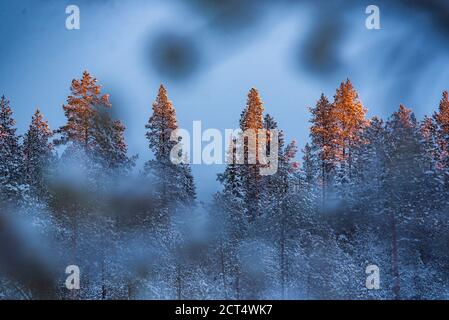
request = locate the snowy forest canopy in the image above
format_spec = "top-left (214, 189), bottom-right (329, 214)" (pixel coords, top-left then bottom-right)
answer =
top-left (1, 71), bottom-right (449, 300)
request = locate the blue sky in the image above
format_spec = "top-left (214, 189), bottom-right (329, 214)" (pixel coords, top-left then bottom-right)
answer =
top-left (1, 0), bottom-right (449, 200)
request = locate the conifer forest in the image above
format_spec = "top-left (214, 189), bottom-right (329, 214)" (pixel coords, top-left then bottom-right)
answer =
top-left (1, 72), bottom-right (449, 299)
top-left (1, 0), bottom-right (449, 301)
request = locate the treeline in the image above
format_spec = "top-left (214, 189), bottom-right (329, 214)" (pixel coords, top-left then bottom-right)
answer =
top-left (0, 73), bottom-right (448, 299)
top-left (215, 79), bottom-right (449, 299)
top-left (0, 72), bottom-right (196, 299)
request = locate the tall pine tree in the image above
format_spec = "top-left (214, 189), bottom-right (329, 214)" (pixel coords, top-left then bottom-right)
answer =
top-left (56, 71), bottom-right (134, 177)
top-left (240, 88), bottom-right (265, 220)
top-left (309, 93), bottom-right (340, 205)
top-left (23, 109), bottom-right (55, 199)
top-left (384, 104), bottom-right (427, 299)
top-left (434, 91), bottom-right (449, 188)
top-left (144, 84), bottom-right (196, 211)
top-left (0, 96), bottom-right (23, 203)
top-left (333, 79), bottom-right (367, 180)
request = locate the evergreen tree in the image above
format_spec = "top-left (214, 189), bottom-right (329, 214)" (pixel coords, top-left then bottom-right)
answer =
top-left (144, 84), bottom-right (196, 211)
top-left (56, 71), bottom-right (134, 177)
top-left (91, 110), bottom-right (136, 175)
top-left (145, 85), bottom-right (178, 161)
top-left (178, 162), bottom-right (196, 207)
top-left (218, 138), bottom-right (243, 201)
top-left (309, 93), bottom-right (340, 206)
top-left (242, 88), bottom-right (264, 132)
top-left (351, 116), bottom-right (386, 203)
top-left (434, 91), bottom-right (449, 187)
top-left (52, 72), bottom-right (135, 287)
top-left (216, 137), bottom-right (245, 233)
top-left (23, 109), bottom-right (55, 199)
top-left (434, 91), bottom-right (449, 139)
top-left (0, 96), bottom-right (23, 203)
top-left (215, 137), bottom-right (246, 299)
top-left (302, 142), bottom-right (317, 188)
top-left (348, 117), bottom-right (392, 298)
top-left (261, 113), bottom-right (284, 211)
top-left (239, 88), bottom-right (265, 220)
top-left (418, 115), bottom-right (444, 238)
top-left (56, 71), bottom-right (111, 149)
top-left (384, 104), bottom-right (427, 299)
top-left (421, 116), bottom-right (440, 173)
top-left (333, 79), bottom-right (368, 178)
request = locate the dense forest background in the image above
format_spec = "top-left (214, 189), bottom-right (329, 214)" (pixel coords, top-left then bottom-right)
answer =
top-left (1, 71), bottom-right (448, 299)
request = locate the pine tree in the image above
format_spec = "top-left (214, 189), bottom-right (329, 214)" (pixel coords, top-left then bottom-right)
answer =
top-left (23, 109), bottom-right (55, 199)
top-left (242, 88), bottom-right (264, 132)
top-left (0, 96), bottom-right (23, 202)
top-left (384, 104), bottom-right (427, 299)
top-left (178, 162), bottom-right (196, 207)
top-left (419, 115), bottom-right (444, 212)
top-left (434, 91), bottom-right (449, 137)
top-left (434, 91), bottom-right (449, 187)
top-left (421, 116), bottom-right (439, 172)
top-left (146, 85), bottom-right (178, 161)
top-left (218, 104), bottom-right (302, 298)
top-left (217, 137), bottom-right (245, 231)
top-left (262, 113), bottom-right (284, 211)
top-left (91, 109), bottom-right (136, 175)
top-left (215, 137), bottom-right (245, 299)
top-left (52, 72), bottom-right (135, 282)
top-left (239, 88), bottom-right (265, 220)
top-left (349, 117), bottom-right (390, 297)
top-left (56, 71), bottom-right (134, 176)
top-left (351, 116), bottom-right (386, 199)
top-left (218, 138), bottom-right (243, 201)
top-left (301, 143), bottom-right (317, 188)
top-left (56, 71), bottom-right (111, 149)
top-left (276, 139), bottom-right (298, 298)
top-left (261, 113), bottom-right (305, 298)
top-left (309, 93), bottom-right (340, 206)
top-left (144, 84), bottom-right (196, 210)
top-left (333, 79), bottom-right (368, 177)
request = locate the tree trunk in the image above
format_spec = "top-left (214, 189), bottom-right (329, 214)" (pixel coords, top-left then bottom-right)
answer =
top-left (390, 210), bottom-right (401, 299)
top-left (176, 264), bottom-right (182, 300)
top-left (219, 239), bottom-right (228, 299)
top-left (280, 207), bottom-right (286, 299)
